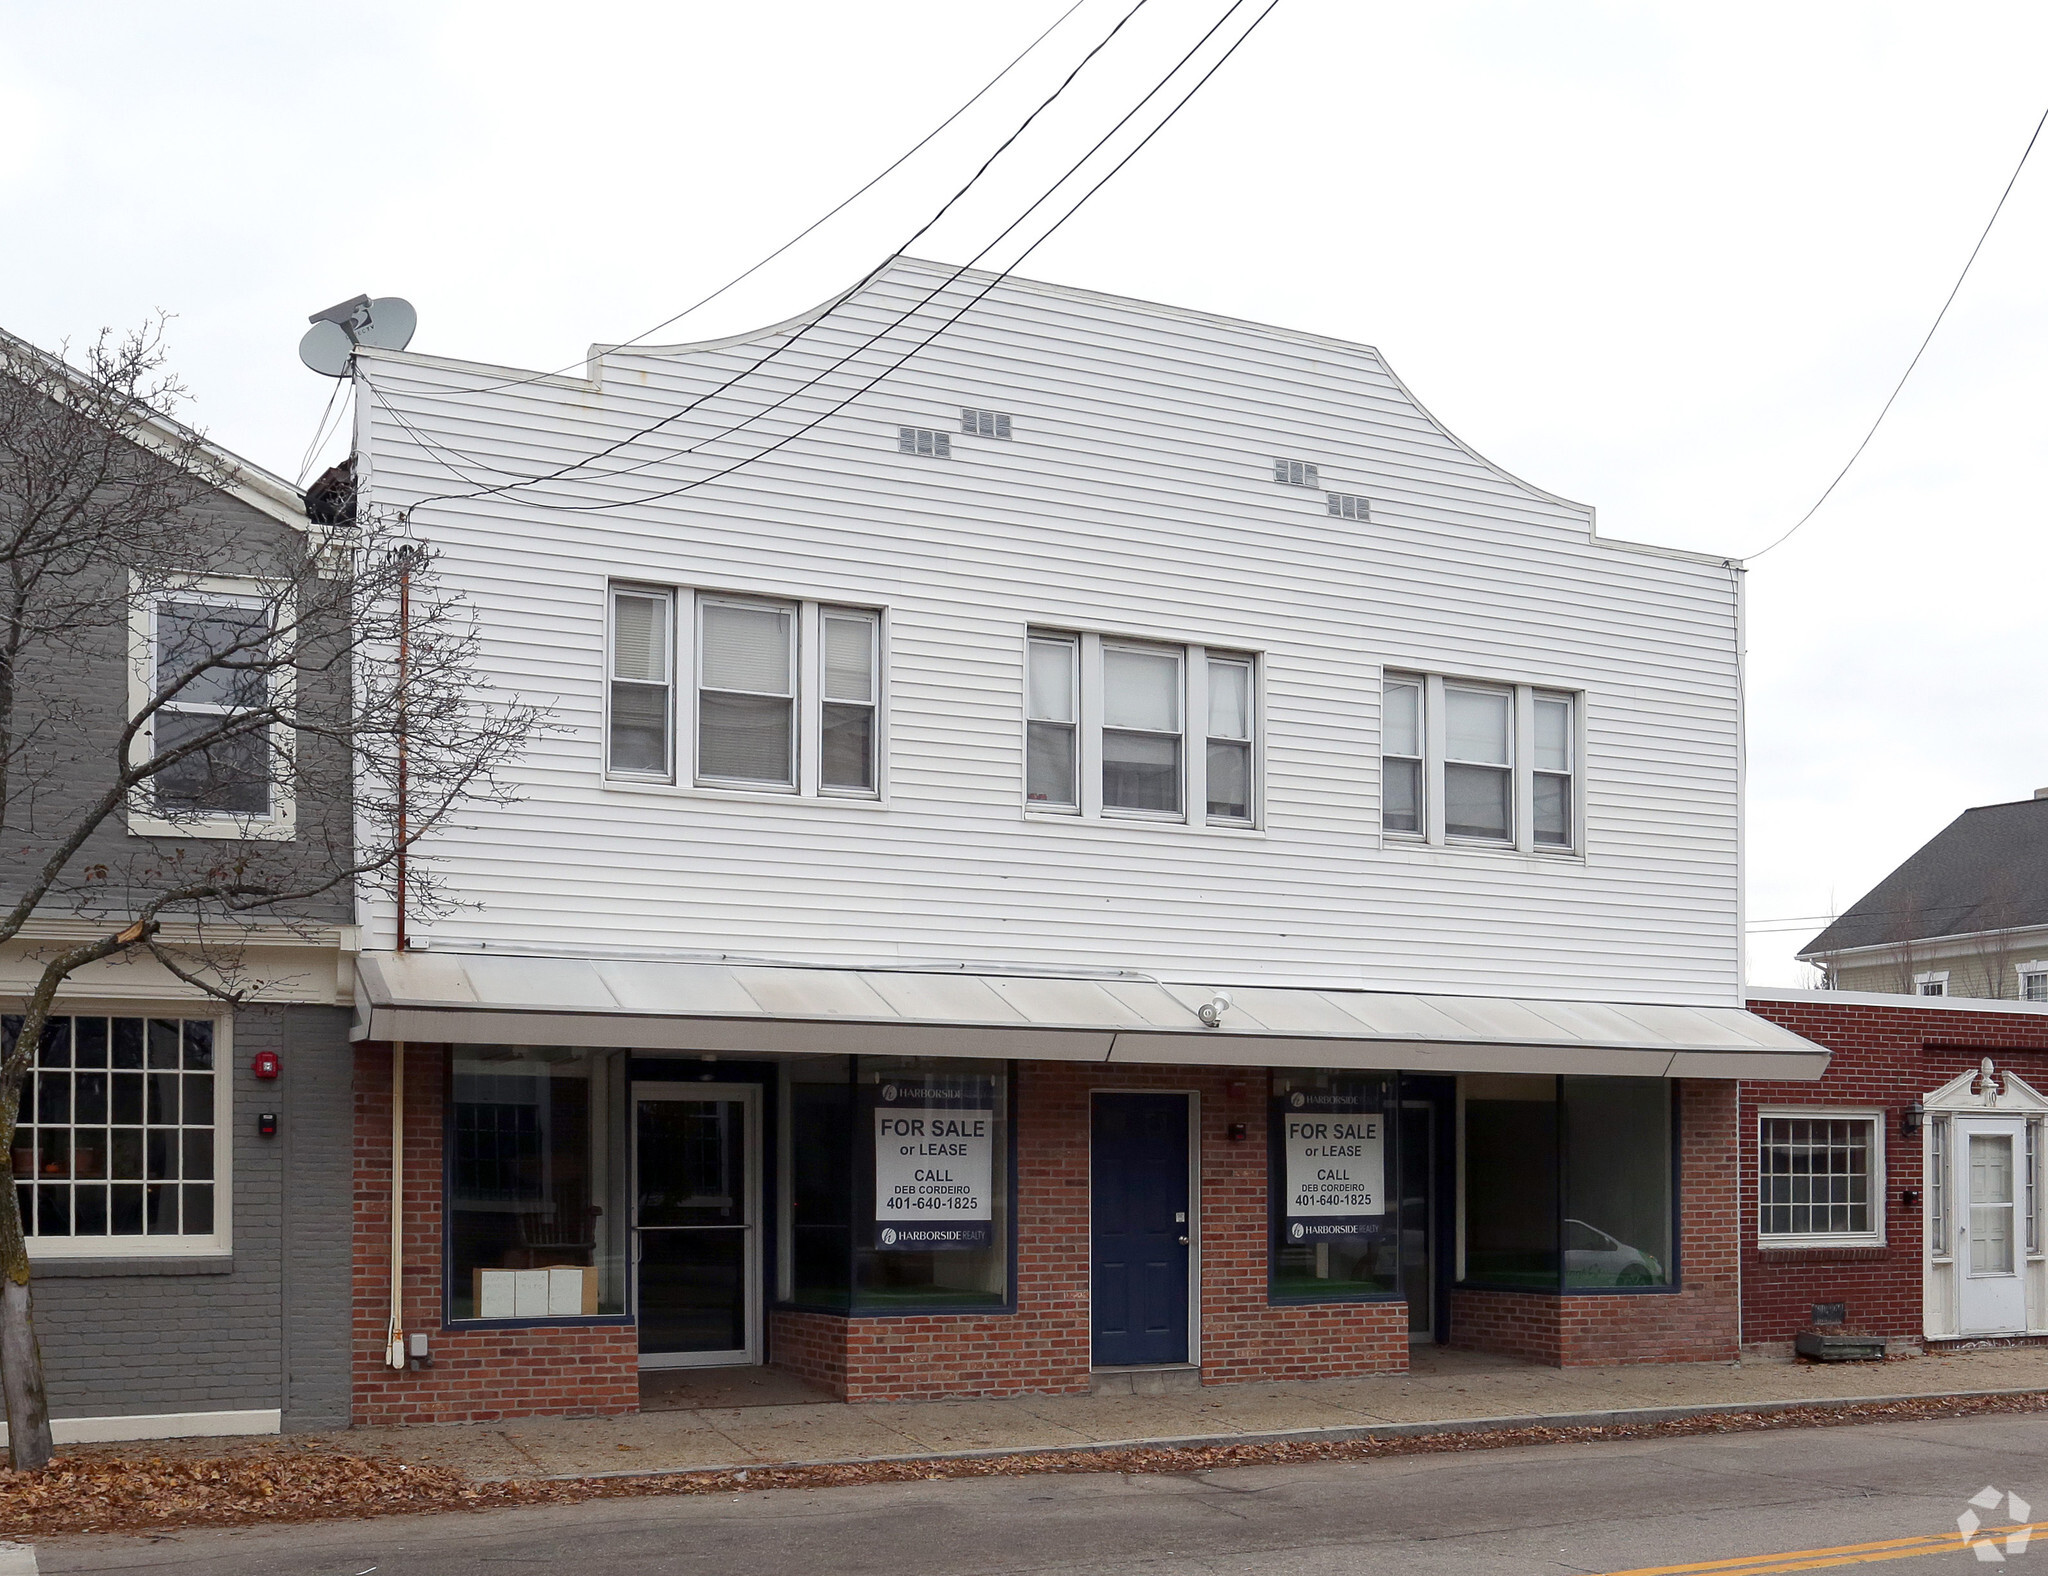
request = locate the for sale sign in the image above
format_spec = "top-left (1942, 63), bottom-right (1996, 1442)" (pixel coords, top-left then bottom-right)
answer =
top-left (1281, 1087), bottom-right (1386, 1243)
top-left (873, 1077), bottom-right (995, 1249)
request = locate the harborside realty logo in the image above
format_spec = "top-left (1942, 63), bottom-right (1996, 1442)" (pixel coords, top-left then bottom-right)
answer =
top-left (1960, 1486), bottom-right (2034, 1562)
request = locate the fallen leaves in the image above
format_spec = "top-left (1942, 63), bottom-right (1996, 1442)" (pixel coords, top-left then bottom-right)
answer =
top-left (5, 1389), bottom-right (2046, 1538)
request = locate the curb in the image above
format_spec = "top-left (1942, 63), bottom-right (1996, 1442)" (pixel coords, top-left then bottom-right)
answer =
top-left (519, 1384), bottom-right (2048, 1485)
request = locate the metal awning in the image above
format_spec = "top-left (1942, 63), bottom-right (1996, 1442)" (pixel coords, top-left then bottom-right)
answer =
top-left (352, 952), bottom-right (1827, 1080)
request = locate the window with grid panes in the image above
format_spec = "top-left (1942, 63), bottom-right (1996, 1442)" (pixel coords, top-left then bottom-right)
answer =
top-left (1758, 1116), bottom-right (1876, 1240)
top-left (7, 1015), bottom-right (220, 1247)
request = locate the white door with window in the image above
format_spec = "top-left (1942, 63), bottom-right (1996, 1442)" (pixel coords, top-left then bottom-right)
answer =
top-left (1955, 1115), bottom-right (2028, 1335)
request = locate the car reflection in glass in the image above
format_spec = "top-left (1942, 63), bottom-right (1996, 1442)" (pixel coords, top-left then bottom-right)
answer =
top-left (1564, 1218), bottom-right (1662, 1285)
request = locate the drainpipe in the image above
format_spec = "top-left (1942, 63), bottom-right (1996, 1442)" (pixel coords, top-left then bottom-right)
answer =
top-left (386, 1041), bottom-right (407, 1371)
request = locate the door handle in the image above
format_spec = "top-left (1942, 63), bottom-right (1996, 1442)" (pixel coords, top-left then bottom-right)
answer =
top-left (1178, 1235), bottom-right (1190, 1245)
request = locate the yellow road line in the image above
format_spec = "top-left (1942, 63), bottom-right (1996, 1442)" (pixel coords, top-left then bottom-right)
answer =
top-left (1597, 1519), bottom-right (2048, 1576)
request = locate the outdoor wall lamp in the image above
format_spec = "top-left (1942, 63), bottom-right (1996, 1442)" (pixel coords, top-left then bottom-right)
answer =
top-left (1901, 1101), bottom-right (1926, 1137)
top-left (1196, 991), bottom-right (1233, 1028)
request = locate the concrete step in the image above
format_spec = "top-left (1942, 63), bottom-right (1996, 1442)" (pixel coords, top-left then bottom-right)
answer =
top-left (1091, 1364), bottom-right (1201, 1396)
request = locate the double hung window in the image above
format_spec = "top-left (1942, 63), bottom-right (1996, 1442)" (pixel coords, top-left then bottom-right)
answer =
top-left (820, 609), bottom-right (879, 794)
top-left (1205, 656), bottom-right (1254, 823)
top-left (608, 587), bottom-right (673, 777)
top-left (151, 595), bottom-right (273, 817)
top-left (1101, 644), bottom-right (1183, 816)
top-left (1025, 630), bottom-right (1257, 828)
top-left (1382, 673), bottom-right (1579, 853)
top-left (1381, 678), bottom-right (1423, 834)
top-left (1025, 635), bottom-right (1079, 809)
top-left (699, 599), bottom-right (797, 788)
top-left (1444, 684), bottom-right (1512, 841)
top-left (605, 587), bottom-right (884, 797)
top-left (2023, 969), bottom-right (2048, 1003)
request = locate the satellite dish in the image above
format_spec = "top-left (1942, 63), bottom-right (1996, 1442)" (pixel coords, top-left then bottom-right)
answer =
top-left (297, 294), bottom-right (418, 377)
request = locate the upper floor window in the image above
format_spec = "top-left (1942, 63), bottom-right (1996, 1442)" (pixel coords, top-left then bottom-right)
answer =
top-left (608, 587), bottom-right (673, 777)
top-left (699, 598), bottom-right (797, 788)
top-left (1273, 458), bottom-right (1319, 489)
top-left (1102, 643), bottom-right (1182, 817)
top-left (1025, 634), bottom-right (1079, 809)
top-left (1024, 630), bottom-right (1255, 828)
top-left (960, 408), bottom-right (1012, 439)
top-left (152, 595), bottom-right (273, 817)
top-left (1382, 673), bottom-right (1579, 853)
top-left (1917, 973), bottom-right (1948, 997)
top-left (605, 585), bottom-right (882, 798)
top-left (2022, 967), bottom-right (2048, 1003)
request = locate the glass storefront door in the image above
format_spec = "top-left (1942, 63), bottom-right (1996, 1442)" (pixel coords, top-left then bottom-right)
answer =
top-left (633, 1083), bottom-right (759, 1368)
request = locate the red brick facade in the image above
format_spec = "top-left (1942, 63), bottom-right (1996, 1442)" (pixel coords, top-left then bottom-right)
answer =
top-left (352, 1044), bottom-right (640, 1425)
top-left (764, 1062), bottom-right (1409, 1400)
top-left (351, 1047), bottom-right (1745, 1418)
top-left (1741, 995), bottom-right (2048, 1350)
top-left (1447, 1079), bottom-right (1740, 1365)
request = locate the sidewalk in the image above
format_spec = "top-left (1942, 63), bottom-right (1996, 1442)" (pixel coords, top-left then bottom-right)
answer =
top-left (333, 1345), bottom-right (2048, 1482)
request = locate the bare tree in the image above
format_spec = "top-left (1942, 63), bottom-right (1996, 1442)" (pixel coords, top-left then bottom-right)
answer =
top-left (1875, 887), bottom-right (1927, 997)
top-left (0, 324), bottom-right (538, 1469)
top-left (1966, 872), bottom-right (2025, 1001)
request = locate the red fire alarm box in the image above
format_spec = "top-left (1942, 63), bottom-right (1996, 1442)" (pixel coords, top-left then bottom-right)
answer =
top-left (252, 1050), bottom-right (280, 1080)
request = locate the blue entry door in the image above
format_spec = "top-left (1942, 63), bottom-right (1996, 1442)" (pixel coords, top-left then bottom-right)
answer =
top-left (1091, 1093), bottom-right (1191, 1366)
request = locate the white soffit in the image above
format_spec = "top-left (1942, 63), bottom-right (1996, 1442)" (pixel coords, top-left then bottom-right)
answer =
top-left (353, 953), bottom-right (1829, 1080)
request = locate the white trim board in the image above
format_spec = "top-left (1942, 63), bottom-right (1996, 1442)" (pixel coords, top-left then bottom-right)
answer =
top-left (0, 1407), bottom-right (279, 1447)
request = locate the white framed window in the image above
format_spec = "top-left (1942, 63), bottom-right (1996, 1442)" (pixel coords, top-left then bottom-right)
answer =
top-left (607, 585), bottom-right (673, 778)
top-left (1757, 1109), bottom-right (1885, 1247)
top-left (1101, 642), bottom-right (1183, 818)
top-left (9, 1013), bottom-right (231, 1259)
top-left (127, 578), bottom-right (295, 840)
top-left (1381, 676), bottom-right (1423, 836)
top-left (1930, 1115), bottom-right (1950, 1257)
top-left (819, 607), bottom-right (879, 796)
top-left (1444, 683), bottom-right (1513, 843)
top-left (698, 597), bottom-right (798, 790)
top-left (2019, 965), bottom-right (2048, 1002)
top-left (1025, 633), bottom-right (1079, 811)
top-left (1532, 693), bottom-right (1574, 848)
top-left (1381, 672), bottom-right (1580, 854)
top-left (1024, 630), bottom-right (1256, 829)
top-left (1916, 972), bottom-right (1949, 997)
top-left (1204, 655), bottom-right (1254, 825)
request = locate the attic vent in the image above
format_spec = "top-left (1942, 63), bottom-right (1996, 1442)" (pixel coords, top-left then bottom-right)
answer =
top-left (961, 408), bottom-right (1012, 439)
top-left (898, 427), bottom-right (952, 460)
top-left (1326, 492), bottom-right (1370, 522)
top-left (1273, 458), bottom-right (1319, 488)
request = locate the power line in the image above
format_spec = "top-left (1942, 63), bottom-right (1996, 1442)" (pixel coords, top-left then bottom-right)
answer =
top-left (382, 0), bottom-right (1095, 404)
top-left (1746, 100), bottom-right (2048, 561)
top-left (388, 0), bottom-right (1156, 506)
top-left (541, 0), bottom-right (1282, 519)
top-left (419, 0), bottom-right (1258, 516)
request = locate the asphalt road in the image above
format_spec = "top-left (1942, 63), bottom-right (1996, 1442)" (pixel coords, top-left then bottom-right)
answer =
top-left (35, 1412), bottom-right (2048, 1575)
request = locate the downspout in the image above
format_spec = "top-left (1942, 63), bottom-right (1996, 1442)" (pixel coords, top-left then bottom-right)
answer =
top-left (386, 563), bottom-right (413, 1372)
top-left (386, 1042), bottom-right (407, 1370)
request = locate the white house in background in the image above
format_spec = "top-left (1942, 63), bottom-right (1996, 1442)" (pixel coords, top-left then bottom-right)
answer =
top-left (339, 258), bottom-right (1822, 1417)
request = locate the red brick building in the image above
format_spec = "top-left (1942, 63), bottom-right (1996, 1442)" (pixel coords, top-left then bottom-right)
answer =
top-left (1743, 989), bottom-right (2048, 1355)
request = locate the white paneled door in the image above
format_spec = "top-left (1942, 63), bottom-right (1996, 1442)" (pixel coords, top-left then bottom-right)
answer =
top-left (1956, 1116), bottom-right (2028, 1336)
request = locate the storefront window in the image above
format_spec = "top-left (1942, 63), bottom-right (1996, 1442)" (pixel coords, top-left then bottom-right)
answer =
top-left (780, 1057), bottom-right (1011, 1312)
top-left (448, 1048), bottom-right (628, 1320)
top-left (1269, 1071), bottom-right (1397, 1299)
top-left (1462, 1074), bottom-right (1559, 1288)
top-left (1562, 1077), bottom-right (1672, 1287)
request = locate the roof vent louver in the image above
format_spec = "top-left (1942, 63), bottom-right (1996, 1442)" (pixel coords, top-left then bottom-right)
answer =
top-left (1273, 458), bottom-right (1319, 488)
top-left (899, 427), bottom-right (952, 460)
top-left (961, 408), bottom-right (1012, 439)
top-left (1326, 492), bottom-right (1370, 522)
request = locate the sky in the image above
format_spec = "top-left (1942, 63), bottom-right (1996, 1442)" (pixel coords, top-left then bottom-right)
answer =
top-left (3, 0), bottom-right (2045, 988)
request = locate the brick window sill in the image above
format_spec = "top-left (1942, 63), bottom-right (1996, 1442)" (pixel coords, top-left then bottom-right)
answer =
top-left (1756, 1245), bottom-right (1892, 1264)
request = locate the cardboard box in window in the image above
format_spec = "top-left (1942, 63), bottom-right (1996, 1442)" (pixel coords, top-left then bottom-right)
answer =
top-left (473, 1265), bottom-right (598, 1319)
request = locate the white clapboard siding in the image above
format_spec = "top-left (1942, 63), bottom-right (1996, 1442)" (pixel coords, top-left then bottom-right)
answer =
top-left (354, 259), bottom-right (1742, 1005)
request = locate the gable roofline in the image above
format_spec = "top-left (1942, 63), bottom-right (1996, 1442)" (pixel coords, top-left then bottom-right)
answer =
top-left (555, 258), bottom-right (1733, 572)
top-left (0, 324), bottom-right (307, 531)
